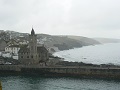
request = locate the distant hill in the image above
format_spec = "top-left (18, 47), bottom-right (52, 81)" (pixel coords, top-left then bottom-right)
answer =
top-left (93, 38), bottom-right (120, 44)
top-left (67, 36), bottom-right (100, 46)
top-left (37, 35), bottom-right (100, 51)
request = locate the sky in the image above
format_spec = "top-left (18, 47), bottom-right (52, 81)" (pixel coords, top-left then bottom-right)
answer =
top-left (0, 0), bottom-right (120, 38)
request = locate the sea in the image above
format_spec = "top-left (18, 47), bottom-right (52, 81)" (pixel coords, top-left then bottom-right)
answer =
top-left (54, 43), bottom-right (120, 65)
top-left (1, 43), bottom-right (120, 90)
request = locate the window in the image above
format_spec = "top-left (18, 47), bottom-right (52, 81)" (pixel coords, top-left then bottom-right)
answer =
top-left (31, 55), bottom-right (33, 58)
top-left (21, 56), bottom-right (23, 58)
top-left (31, 46), bottom-right (33, 50)
top-left (27, 56), bottom-right (29, 58)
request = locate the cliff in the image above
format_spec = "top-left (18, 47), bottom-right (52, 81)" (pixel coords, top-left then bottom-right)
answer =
top-left (37, 34), bottom-right (100, 51)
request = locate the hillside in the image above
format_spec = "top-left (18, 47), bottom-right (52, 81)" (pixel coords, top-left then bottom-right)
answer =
top-left (0, 30), bottom-right (100, 51)
top-left (37, 35), bottom-right (100, 51)
top-left (67, 36), bottom-right (100, 46)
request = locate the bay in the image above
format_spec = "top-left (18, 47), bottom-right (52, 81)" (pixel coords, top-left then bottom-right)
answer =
top-left (54, 43), bottom-right (120, 65)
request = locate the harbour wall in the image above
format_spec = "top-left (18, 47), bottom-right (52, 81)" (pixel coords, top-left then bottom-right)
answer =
top-left (0, 65), bottom-right (120, 79)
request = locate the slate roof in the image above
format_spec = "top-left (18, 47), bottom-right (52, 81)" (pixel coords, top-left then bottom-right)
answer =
top-left (37, 46), bottom-right (48, 53)
top-left (0, 39), bottom-right (6, 44)
top-left (8, 45), bottom-right (20, 48)
top-left (18, 45), bottom-right (48, 53)
top-left (18, 45), bottom-right (29, 53)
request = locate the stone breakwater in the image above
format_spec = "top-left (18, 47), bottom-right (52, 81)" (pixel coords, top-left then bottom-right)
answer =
top-left (0, 65), bottom-right (120, 79)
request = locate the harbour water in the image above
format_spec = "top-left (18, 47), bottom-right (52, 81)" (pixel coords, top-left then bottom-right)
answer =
top-left (1, 43), bottom-right (120, 90)
top-left (1, 75), bottom-right (120, 90)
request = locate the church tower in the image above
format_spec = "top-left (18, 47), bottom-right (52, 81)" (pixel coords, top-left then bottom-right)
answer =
top-left (29, 28), bottom-right (38, 63)
top-left (18, 28), bottom-right (49, 65)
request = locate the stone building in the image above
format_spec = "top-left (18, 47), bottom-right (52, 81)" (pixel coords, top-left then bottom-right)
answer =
top-left (0, 39), bottom-right (7, 51)
top-left (18, 28), bottom-right (49, 65)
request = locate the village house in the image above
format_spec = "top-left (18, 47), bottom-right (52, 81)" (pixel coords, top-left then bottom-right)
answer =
top-left (18, 28), bottom-right (49, 65)
top-left (19, 40), bottom-right (28, 45)
top-left (17, 36), bottom-right (29, 45)
top-left (5, 45), bottom-right (20, 55)
top-left (7, 39), bottom-right (18, 46)
top-left (0, 39), bottom-right (18, 52)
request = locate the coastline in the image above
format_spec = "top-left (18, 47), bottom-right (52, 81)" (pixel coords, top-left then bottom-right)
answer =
top-left (53, 43), bottom-right (120, 65)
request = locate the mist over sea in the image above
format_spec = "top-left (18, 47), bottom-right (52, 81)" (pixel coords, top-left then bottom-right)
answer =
top-left (54, 43), bottom-right (120, 65)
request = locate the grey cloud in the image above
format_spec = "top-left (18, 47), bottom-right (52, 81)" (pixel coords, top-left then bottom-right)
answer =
top-left (0, 0), bottom-right (120, 38)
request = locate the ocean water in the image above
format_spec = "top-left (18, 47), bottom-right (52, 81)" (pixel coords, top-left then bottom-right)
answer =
top-left (54, 43), bottom-right (120, 65)
top-left (1, 75), bottom-right (120, 90)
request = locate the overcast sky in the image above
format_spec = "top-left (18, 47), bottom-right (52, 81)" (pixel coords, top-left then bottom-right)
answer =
top-left (0, 0), bottom-right (120, 38)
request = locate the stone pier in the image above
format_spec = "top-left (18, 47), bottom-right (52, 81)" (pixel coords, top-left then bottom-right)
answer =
top-left (0, 65), bottom-right (120, 79)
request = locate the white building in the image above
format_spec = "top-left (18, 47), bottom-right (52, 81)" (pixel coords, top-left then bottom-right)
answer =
top-left (5, 45), bottom-right (20, 55)
top-left (0, 51), bottom-right (12, 58)
top-left (19, 41), bottom-right (28, 45)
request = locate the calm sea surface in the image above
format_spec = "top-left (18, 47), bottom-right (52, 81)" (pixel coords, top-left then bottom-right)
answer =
top-left (54, 43), bottom-right (120, 65)
top-left (1, 75), bottom-right (120, 90)
top-left (1, 43), bottom-right (120, 90)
